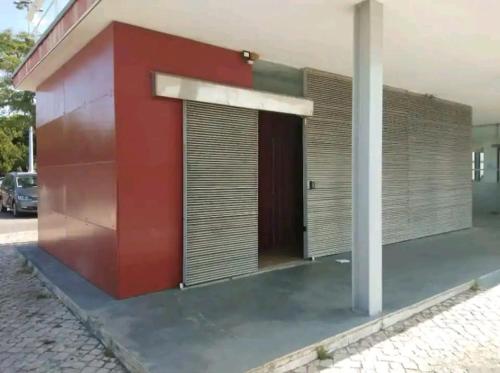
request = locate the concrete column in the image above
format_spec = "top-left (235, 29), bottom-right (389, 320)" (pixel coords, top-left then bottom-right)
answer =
top-left (352, 0), bottom-right (383, 316)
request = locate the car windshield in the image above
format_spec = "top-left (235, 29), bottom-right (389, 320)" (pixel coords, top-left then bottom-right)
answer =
top-left (16, 176), bottom-right (37, 188)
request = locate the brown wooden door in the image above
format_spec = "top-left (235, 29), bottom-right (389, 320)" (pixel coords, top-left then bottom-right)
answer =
top-left (258, 111), bottom-right (303, 258)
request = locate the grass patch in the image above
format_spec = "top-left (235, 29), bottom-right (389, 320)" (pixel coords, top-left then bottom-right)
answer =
top-left (103, 346), bottom-right (115, 359)
top-left (36, 293), bottom-right (50, 300)
top-left (17, 266), bottom-right (33, 275)
top-left (316, 346), bottom-right (332, 360)
top-left (471, 282), bottom-right (480, 292)
top-left (17, 259), bottom-right (33, 275)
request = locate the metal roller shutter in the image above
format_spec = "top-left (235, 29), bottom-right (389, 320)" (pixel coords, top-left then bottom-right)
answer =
top-left (303, 68), bottom-right (352, 257)
top-left (407, 94), bottom-right (472, 239)
top-left (303, 68), bottom-right (471, 256)
top-left (184, 101), bottom-right (259, 286)
top-left (382, 88), bottom-right (410, 244)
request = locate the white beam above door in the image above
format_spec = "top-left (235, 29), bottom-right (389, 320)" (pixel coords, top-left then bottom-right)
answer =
top-left (153, 72), bottom-right (314, 117)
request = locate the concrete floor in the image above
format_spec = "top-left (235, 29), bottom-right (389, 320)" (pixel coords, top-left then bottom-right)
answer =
top-left (17, 211), bottom-right (500, 373)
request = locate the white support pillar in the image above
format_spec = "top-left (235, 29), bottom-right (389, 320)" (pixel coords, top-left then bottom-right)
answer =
top-left (28, 126), bottom-right (34, 173)
top-left (352, 0), bottom-right (383, 316)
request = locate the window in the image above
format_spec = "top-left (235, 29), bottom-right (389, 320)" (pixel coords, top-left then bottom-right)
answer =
top-left (472, 151), bottom-right (485, 181)
top-left (16, 176), bottom-right (38, 188)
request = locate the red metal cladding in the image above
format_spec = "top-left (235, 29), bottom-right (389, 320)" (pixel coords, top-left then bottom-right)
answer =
top-left (36, 24), bottom-right (118, 296)
top-left (113, 22), bottom-right (252, 298)
top-left (36, 20), bottom-right (252, 299)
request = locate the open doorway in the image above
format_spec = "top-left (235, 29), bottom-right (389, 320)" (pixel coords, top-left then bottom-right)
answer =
top-left (258, 111), bottom-right (304, 268)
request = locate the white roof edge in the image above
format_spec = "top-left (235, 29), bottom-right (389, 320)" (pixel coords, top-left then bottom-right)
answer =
top-left (14, 0), bottom-right (103, 91)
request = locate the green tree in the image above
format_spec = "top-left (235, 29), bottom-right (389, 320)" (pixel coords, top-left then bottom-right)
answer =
top-left (0, 29), bottom-right (35, 174)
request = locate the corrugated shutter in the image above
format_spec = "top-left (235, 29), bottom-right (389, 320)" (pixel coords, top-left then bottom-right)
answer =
top-left (303, 68), bottom-right (471, 256)
top-left (408, 94), bottom-right (472, 239)
top-left (184, 101), bottom-right (258, 286)
top-left (382, 89), bottom-right (472, 243)
top-left (303, 68), bottom-right (352, 257)
top-left (382, 88), bottom-right (410, 244)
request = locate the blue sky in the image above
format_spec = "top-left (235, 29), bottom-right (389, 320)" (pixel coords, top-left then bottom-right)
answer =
top-left (0, 0), bottom-right (29, 33)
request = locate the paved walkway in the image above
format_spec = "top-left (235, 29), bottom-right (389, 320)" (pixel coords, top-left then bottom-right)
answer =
top-left (0, 211), bottom-right (37, 233)
top-left (0, 247), bottom-right (126, 373)
top-left (292, 286), bottom-right (500, 373)
top-left (0, 211), bottom-right (37, 243)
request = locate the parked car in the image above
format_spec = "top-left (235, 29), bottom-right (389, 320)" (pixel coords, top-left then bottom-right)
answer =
top-left (0, 172), bottom-right (38, 216)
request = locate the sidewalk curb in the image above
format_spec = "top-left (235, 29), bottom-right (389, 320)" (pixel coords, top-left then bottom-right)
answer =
top-left (249, 280), bottom-right (476, 373)
top-left (16, 247), bottom-right (500, 373)
top-left (252, 268), bottom-right (500, 373)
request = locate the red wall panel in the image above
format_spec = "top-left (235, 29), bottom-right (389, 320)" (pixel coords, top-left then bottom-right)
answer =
top-left (36, 24), bottom-right (118, 296)
top-left (37, 21), bottom-right (252, 298)
top-left (64, 163), bottom-right (116, 230)
top-left (63, 96), bottom-right (115, 166)
top-left (35, 72), bottom-right (65, 127)
top-left (113, 23), bottom-right (252, 298)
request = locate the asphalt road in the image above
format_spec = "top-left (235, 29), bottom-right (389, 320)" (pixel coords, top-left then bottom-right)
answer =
top-left (0, 211), bottom-right (37, 235)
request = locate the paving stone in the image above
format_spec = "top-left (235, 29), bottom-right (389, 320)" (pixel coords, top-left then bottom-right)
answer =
top-left (290, 285), bottom-right (500, 372)
top-left (0, 248), bottom-right (127, 372)
top-left (104, 362), bottom-right (117, 369)
top-left (90, 359), bottom-right (105, 368)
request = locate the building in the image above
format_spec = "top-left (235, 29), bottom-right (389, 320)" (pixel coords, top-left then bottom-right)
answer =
top-left (14, 0), bottom-right (495, 316)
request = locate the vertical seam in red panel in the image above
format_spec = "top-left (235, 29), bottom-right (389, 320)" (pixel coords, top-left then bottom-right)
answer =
top-left (111, 22), bottom-right (122, 298)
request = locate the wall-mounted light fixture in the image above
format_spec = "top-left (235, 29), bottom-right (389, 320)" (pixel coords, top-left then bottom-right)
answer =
top-left (241, 50), bottom-right (259, 64)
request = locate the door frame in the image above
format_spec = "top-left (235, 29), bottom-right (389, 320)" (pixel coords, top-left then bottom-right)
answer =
top-left (302, 117), bottom-right (309, 259)
top-left (182, 102), bottom-right (310, 286)
top-left (182, 101), bottom-right (188, 286)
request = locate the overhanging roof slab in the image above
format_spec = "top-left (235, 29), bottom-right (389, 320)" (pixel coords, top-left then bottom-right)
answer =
top-left (14, 0), bottom-right (500, 125)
